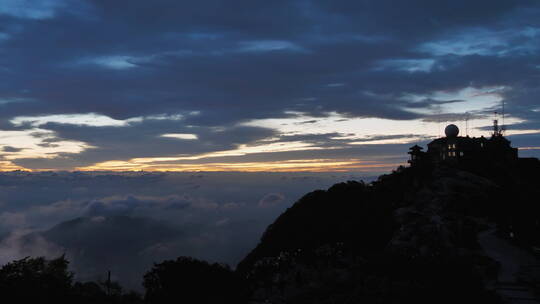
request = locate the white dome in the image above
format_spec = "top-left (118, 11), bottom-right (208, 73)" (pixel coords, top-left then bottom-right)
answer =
top-left (445, 124), bottom-right (459, 138)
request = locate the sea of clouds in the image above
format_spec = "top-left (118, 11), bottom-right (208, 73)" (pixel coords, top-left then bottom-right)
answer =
top-left (0, 171), bottom-right (372, 290)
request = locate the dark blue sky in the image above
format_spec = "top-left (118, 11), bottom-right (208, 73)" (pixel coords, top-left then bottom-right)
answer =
top-left (0, 0), bottom-right (539, 171)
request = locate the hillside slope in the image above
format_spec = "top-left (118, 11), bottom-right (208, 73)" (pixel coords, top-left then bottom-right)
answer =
top-left (238, 159), bottom-right (540, 303)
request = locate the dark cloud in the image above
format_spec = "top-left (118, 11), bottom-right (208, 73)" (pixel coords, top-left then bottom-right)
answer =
top-left (2, 146), bottom-right (23, 152)
top-left (0, 0), bottom-right (534, 118)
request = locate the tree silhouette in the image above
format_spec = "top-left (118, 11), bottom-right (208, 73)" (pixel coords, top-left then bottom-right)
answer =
top-left (73, 280), bottom-right (142, 304)
top-left (0, 255), bottom-right (143, 304)
top-left (0, 255), bottom-right (74, 303)
top-left (143, 256), bottom-right (246, 304)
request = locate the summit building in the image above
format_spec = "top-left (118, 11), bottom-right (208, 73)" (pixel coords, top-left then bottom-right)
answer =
top-left (408, 123), bottom-right (518, 167)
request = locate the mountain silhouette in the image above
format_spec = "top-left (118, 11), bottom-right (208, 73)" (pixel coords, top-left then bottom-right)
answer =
top-left (40, 216), bottom-right (180, 290)
top-left (237, 157), bottom-right (540, 303)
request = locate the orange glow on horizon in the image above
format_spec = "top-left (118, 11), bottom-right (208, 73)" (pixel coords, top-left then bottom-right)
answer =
top-left (0, 161), bottom-right (27, 171)
top-left (74, 158), bottom-right (405, 173)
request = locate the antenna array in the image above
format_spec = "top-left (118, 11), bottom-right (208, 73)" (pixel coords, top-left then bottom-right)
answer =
top-left (492, 100), bottom-right (507, 137)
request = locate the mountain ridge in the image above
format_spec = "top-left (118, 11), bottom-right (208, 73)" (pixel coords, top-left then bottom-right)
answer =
top-left (237, 157), bottom-right (540, 303)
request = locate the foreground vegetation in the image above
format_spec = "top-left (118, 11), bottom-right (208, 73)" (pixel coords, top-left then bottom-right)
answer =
top-left (0, 255), bottom-right (245, 304)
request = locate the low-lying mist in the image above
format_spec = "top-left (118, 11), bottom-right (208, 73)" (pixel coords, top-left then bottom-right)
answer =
top-left (0, 171), bottom-right (371, 290)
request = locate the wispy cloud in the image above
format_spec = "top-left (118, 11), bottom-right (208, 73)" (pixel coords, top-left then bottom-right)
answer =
top-left (418, 27), bottom-right (540, 57)
top-left (238, 40), bottom-right (305, 53)
top-left (161, 133), bottom-right (198, 140)
top-left (0, 0), bottom-right (63, 19)
top-left (374, 59), bottom-right (436, 73)
top-left (11, 113), bottom-right (130, 127)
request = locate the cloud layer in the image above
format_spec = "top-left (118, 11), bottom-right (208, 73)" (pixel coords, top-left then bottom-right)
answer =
top-left (0, 171), bottom-right (370, 289)
top-left (0, 0), bottom-right (539, 169)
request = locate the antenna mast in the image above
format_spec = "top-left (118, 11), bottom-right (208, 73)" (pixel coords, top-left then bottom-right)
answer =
top-left (436, 106), bottom-right (441, 137)
top-left (493, 111), bottom-right (500, 137)
top-left (465, 112), bottom-right (469, 136)
top-left (501, 100), bottom-right (506, 135)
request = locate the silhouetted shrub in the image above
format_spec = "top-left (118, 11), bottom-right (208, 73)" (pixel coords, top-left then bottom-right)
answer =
top-left (73, 280), bottom-right (143, 304)
top-left (143, 256), bottom-right (246, 304)
top-left (0, 256), bottom-right (74, 303)
top-left (0, 255), bottom-right (143, 304)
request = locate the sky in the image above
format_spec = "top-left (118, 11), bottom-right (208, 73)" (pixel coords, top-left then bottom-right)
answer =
top-left (0, 0), bottom-right (540, 171)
